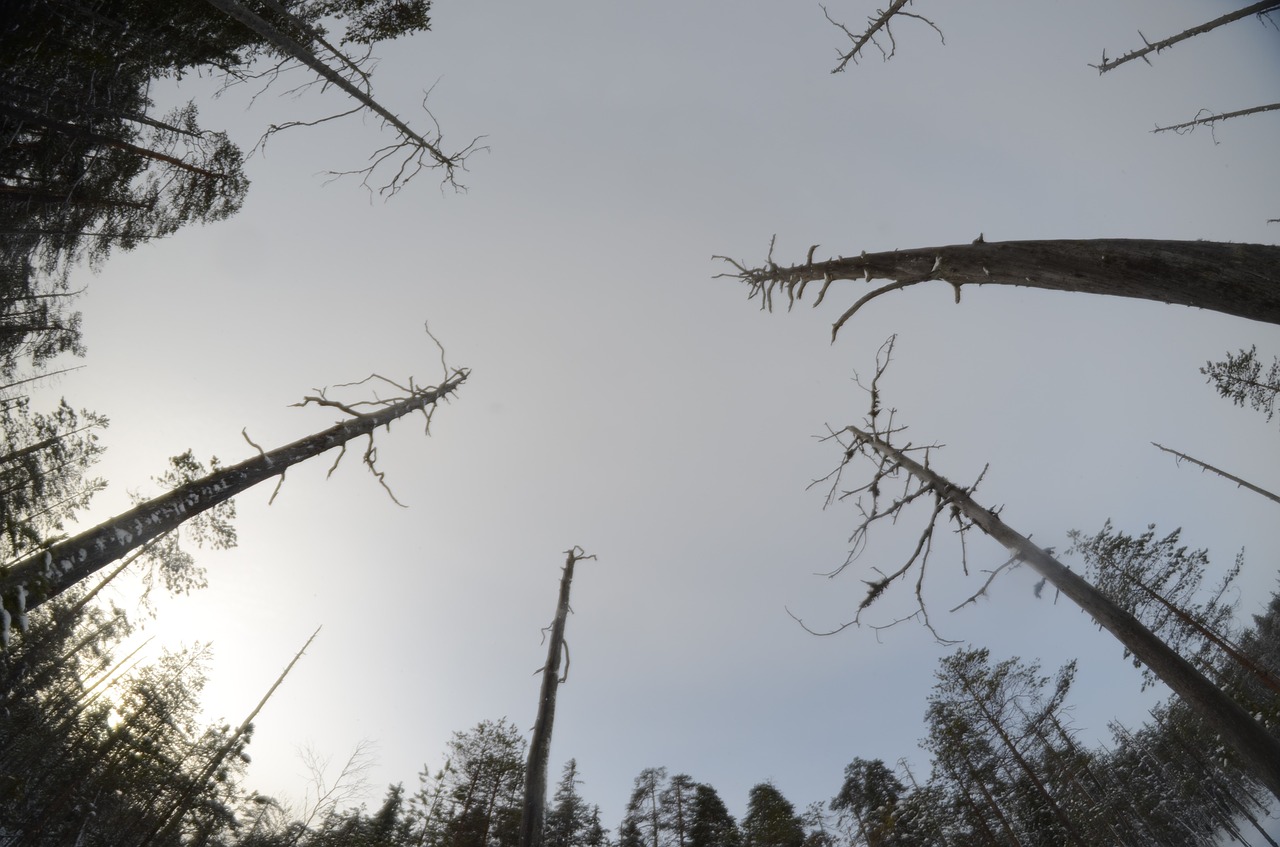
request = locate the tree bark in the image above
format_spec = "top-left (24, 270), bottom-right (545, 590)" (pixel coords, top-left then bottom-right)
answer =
top-left (519, 547), bottom-right (592, 847)
top-left (0, 370), bottom-right (467, 630)
top-left (847, 422), bottom-right (1280, 801)
top-left (721, 239), bottom-right (1280, 336)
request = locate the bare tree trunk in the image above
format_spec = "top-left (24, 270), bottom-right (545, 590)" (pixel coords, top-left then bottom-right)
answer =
top-left (717, 239), bottom-right (1280, 337)
top-left (201, 0), bottom-right (463, 181)
top-left (1153, 102), bottom-right (1280, 135)
top-left (143, 628), bottom-right (321, 847)
top-left (1092, 2), bottom-right (1280, 73)
top-left (519, 547), bottom-right (594, 847)
top-left (0, 370), bottom-right (467, 629)
top-left (847, 421), bottom-right (1280, 801)
top-left (1152, 442), bottom-right (1280, 505)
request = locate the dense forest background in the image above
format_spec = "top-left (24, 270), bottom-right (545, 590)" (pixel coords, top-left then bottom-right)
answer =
top-left (3, 0), bottom-right (1280, 844)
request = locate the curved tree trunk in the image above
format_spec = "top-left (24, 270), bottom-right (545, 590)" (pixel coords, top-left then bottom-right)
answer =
top-left (721, 239), bottom-right (1280, 337)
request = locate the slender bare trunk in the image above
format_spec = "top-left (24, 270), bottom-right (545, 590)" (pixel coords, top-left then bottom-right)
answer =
top-left (848, 422), bottom-right (1280, 801)
top-left (1152, 442), bottom-right (1280, 505)
top-left (0, 370), bottom-right (466, 626)
top-left (519, 547), bottom-right (593, 847)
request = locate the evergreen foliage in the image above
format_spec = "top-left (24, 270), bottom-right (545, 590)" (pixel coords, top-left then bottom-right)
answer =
top-left (1202, 345), bottom-right (1280, 427)
top-left (740, 784), bottom-right (805, 847)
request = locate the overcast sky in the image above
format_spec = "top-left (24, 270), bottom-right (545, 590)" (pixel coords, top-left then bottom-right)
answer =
top-left (38, 0), bottom-right (1280, 831)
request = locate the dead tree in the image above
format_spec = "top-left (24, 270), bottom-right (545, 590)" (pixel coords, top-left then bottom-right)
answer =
top-left (203, 0), bottom-right (481, 193)
top-left (823, 1), bottom-right (944, 72)
top-left (143, 627), bottom-right (321, 847)
top-left (799, 336), bottom-right (1280, 801)
top-left (519, 546), bottom-right (595, 847)
top-left (1091, 2), bottom-right (1280, 74)
top-left (1153, 103), bottom-right (1280, 137)
top-left (715, 237), bottom-right (1280, 340)
top-left (0, 368), bottom-right (467, 638)
top-left (1152, 442), bottom-right (1280, 506)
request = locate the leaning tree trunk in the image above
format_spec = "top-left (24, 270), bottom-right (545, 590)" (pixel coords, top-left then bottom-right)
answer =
top-left (848, 422), bottom-right (1280, 801)
top-left (201, 0), bottom-right (458, 172)
top-left (1151, 442), bottom-right (1280, 505)
top-left (0, 370), bottom-right (467, 637)
top-left (144, 627), bottom-right (320, 847)
top-left (519, 546), bottom-right (593, 847)
top-left (719, 239), bottom-right (1280, 337)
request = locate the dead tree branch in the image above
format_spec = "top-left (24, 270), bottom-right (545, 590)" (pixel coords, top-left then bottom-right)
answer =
top-left (1153, 102), bottom-right (1280, 138)
top-left (1092, 2), bottom-right (1280, 73)
top-left (715, 238), bottom-right (1280, 338)
top-left (824, 1), bottom-right (944, 73)
top-left (803, 339), bottom-right (1280, 800)
top-left (1152, 442), bottom-right (1280, 505)
top-left (203, 0), bottom-right (482, 193)
top-left (0, 369), bottom-right (468, 623)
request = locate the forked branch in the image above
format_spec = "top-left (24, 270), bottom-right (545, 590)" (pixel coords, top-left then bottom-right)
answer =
top-left (797, 336), bottom-right (977, 642)
top-left (793, 339), bottom-right (1280, 801)
top-left (824, 1), bottom-right (944, 73)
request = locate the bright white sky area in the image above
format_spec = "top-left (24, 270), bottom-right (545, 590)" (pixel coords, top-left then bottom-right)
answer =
top-left (34, 0), bottom-right (1280, 832)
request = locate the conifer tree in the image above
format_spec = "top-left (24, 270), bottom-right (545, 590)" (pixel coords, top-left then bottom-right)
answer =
top-left (620, 768), bottom-right (668, 847)
top-left (741, 784), bottom-right (805, 847)
top-left (688, 784), bottom-right (739, 847)
top-left (1202, 345), bottom-right (1279, 426)
top-left (544, 760), bottom-right (592, 847)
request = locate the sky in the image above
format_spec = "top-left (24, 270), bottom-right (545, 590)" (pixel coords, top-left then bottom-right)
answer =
top-left (30, 0), bottom-right (1280, 832)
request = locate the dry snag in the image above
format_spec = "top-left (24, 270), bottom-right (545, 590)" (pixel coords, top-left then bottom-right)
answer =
top-left (715, 237), bottom-right (1280, 339)
top-left (1091, 1), bottom-right (1280, 74)
top-left (0, 367), bottom-right (468, 631)
top-left (204, 0), bottom-right (483, 193)
top-left (796, 335), bottom-right (1280, 801)
top-left (519, 546), bottom-right (596, 847)
top-left (823, 0), bottom-right (944, 72)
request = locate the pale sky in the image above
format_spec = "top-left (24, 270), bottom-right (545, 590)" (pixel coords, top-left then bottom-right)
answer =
top-left (36, 0), bottom-right (1280, 830)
